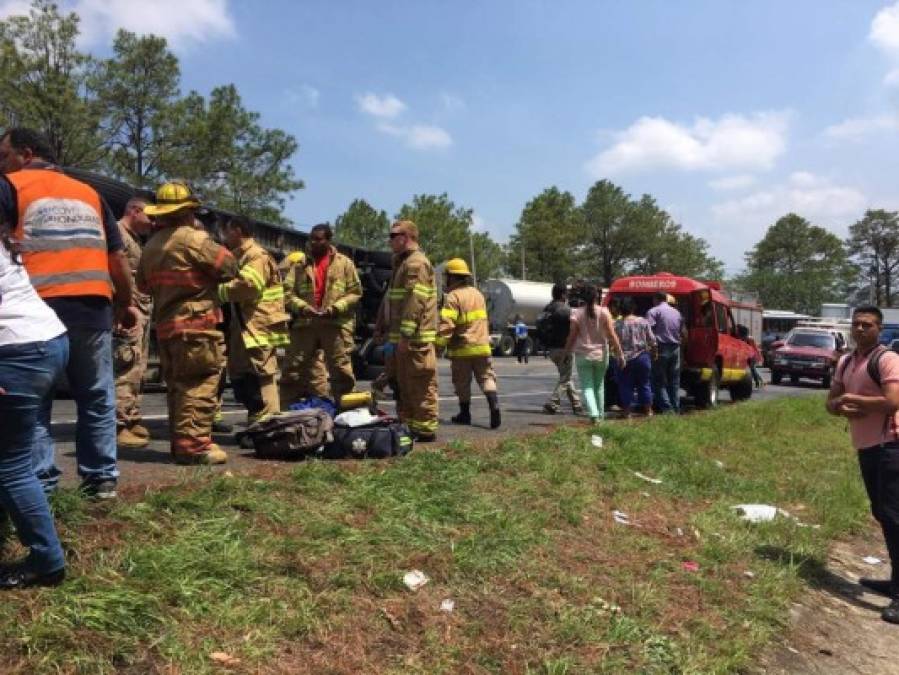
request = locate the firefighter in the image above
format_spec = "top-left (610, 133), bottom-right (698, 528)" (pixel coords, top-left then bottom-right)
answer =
top-left (279, 250), bottom-right (328, 398)
top-left (137, 182), bottom-right (238, 465)
top-left (381, 220), bottom-right (438, 441)
top-left (437, 258), bottom-right (501, 429)
top-left (114, 197), bottom-right (155, 448)
top-left (281, 223), bottom-right (361, 406)
top-left (218, 215), bottom-right (290, 424)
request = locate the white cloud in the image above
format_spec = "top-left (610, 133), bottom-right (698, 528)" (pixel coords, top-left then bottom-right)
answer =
top-left (0, 0), bottom-right (238, 48)
top-left (824, 114), bottom-right (899, 140)
top-left (285, 84), bottom-right (320, 109)
top-left (585, 111), bottom-right (789, 177)
top-left (708, 174), bottom-right (756, 191)
top-left (378, 123), bottom-right (452, 150)
top-left (356, 93), bottom-right (407, 119)
top-left (711, 172), bottom-right (867, 227)
top-left (871, 2), bottom-right (899, 54)
top-left (440, 92), bottom-right (466, 112)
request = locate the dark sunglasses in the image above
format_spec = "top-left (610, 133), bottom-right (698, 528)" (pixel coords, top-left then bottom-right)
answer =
top-left (388, 232), bottom-right (405, 239)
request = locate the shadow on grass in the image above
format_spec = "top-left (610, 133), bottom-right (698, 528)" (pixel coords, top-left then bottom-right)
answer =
top-left (755, 544), bottom-right (883, 613)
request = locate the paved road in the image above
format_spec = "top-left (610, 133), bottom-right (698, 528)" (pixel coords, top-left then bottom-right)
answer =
top-left (48, 359), bottom-right (822, 489)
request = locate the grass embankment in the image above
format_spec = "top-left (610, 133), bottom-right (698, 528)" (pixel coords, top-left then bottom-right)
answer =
top-left (0, 396), bottom-right (870, 673)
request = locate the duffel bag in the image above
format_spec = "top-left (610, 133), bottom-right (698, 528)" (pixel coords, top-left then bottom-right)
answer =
top-left (323, 417), bottom-right (413, 460)
top-left (245, 409), bottom-right (334, 459)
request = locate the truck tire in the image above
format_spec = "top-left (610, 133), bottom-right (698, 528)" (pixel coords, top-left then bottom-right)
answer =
top-left (771, 370), bottom-right (782, 385)
top-left (730, 370), bottom-right (753, 401)
top-left (694, 369), bottom-right (719, 409)
top-left (496, 334), bottom-right (515, 357)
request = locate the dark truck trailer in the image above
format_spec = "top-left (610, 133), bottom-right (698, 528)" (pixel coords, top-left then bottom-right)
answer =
top-left (63, 168), bottom-right (394, 384)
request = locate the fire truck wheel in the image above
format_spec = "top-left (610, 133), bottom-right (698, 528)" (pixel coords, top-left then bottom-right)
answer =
top-left (730, 371), bottom-right (753, 401)
top-left (694, 369), bottom-right (719, 409)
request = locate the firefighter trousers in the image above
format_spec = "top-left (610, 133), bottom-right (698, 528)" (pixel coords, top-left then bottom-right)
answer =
top-left (450, 356), bottom-right (497, 403)
top-left (227, 333), bottom-right (280, 422)
top-left (159, 334), bottom-right (223, 457)
top-left (281, 322), bottom-right (355, 405)
top-left (114, 312), bottom-right (150, 430)
top-left (396, 343), bottom-right (438, 436)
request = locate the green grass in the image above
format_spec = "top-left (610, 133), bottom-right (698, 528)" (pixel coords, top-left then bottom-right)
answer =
top-left (0, 395), bottom-right (868, 673)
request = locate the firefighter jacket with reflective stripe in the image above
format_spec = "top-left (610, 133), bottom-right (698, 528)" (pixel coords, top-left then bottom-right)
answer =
top-left (217, 238), bottom-right (290, 348)
top-left (136, 224), bottom-right (237, 340)
top-left (284, 246), bottom-right (361, 328)
top-left (437, 284), bottom-right (492, 357)
top-left (8, 168), bottom-right (113, 301)
top-left (383, 247), bottom-right (437, 344)
top-left (118, 220), bottom-right (152, 317)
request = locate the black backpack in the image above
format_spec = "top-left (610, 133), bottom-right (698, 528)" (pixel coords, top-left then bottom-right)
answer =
top-left (535, 302), bottom-right (569, 349)
top-left (323, 417), bottom-right (413, 460)
top-left (837, 345), bottom-right (887, 387)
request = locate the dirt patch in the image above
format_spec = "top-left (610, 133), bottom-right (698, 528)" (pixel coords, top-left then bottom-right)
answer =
top-left (757, 527), bottom-right (899, 674)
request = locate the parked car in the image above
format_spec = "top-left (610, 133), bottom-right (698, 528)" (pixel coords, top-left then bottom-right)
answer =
top-left (770, 328), bottom-right (844, 388)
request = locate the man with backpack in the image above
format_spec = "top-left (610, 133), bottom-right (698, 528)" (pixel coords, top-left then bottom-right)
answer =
top-left (827, 305), bottom-right (899, 624)
top-left (539, 283), bottom-right (584, 416)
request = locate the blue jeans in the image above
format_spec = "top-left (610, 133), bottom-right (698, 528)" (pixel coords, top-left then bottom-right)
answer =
top-left (33, 328), bottom-right (119, 491)
top-left (0, 335), bottom-right (68, 573)
top-left (652, 343), bottom-right (681, 413)
top-left (575, 354), bottom-right (608, 420)
top-left (618, 352), bottom-right (653, 411)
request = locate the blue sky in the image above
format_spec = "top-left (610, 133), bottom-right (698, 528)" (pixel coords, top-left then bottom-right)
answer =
top-left (6, 0), bottom-right (899, 272)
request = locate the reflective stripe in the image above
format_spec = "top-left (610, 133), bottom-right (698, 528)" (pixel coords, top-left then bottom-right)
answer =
top-left (262, 286), bottom-right (284, 301)
top-left (409, 419), bottom-right (438, 433)
top-left (149, 270), bottom-right (207, 289)
top-left (333, 300), bottom-right (347, 313)
top-left (399, 436), bottom-right (412, 446)
top-left (240, 266), bottom-right (265, 292)
top-left (288, 298), bottom-right (305, 312)
top-left (243, 332), bottom-right (291, 348)
top-left (457, 308), bottom-right (487, 325)
top-left (440, 307), bottom-right (459, 321)
top-left (413, 283), bottom-right (436, 298)
top-left (435, 335), bottom-right (448, 347)
top-left (29, 269), bottom-right (111, 288)
top-left (218, 283), bottom-right (229, 303)
top-left (387, 288), bottom-right (406, 299)
top-left (19, 237), bottom-right (106, 252)
top-left (447, 343), bottom-right (492, 358)
top-left (155, 311), bottom-right (220, 340)
top-left (388, 332), bottom-right (402, 342)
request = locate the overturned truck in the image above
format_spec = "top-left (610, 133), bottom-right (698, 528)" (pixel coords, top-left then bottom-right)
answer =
top-left (67, 168), bottom-right (394, 382)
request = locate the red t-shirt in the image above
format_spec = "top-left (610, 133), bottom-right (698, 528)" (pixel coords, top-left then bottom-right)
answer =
top-left (313, 254), bottom-right (330, 308)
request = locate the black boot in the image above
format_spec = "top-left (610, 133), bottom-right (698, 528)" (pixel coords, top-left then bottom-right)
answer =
top-left (451, 402), bottom-right (471, 425)
top-left (486, 392), bottom-right (501, 429)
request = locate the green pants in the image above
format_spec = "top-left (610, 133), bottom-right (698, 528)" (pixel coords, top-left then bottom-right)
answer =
top-left (575, 354), bottom-right (608, 419)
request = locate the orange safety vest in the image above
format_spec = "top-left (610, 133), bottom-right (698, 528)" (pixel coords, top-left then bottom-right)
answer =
top-left (7, 168), bottom-right (112, 301)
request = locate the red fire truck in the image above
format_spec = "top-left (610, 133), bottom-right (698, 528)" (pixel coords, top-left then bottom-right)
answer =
top-left (604, 273), bottom-right (762, 407)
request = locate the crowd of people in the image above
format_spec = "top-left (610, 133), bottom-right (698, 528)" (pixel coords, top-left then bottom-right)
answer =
top-left (539, 285), bottom-right (685, 424)
top-left (0, 127), bottom-right (506, 589)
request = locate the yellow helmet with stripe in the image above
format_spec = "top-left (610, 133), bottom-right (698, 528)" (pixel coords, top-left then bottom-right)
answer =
top-left (444, 258), bottom-right (471, 277)
top-left (144, 182), bottom-right (200, 216)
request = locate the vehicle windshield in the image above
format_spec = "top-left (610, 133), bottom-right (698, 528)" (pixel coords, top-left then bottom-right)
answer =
top-left (786, 332), bottom-right (834, 349)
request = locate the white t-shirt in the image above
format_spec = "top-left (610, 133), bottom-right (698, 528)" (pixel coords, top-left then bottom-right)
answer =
top-left (0, 243), bottom-right (66, 346)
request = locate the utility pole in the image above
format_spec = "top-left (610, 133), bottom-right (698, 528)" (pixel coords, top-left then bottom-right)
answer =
top-left (521, 241), bottom-right (526, 280)
top-left (468, 231), bottom-right (478, 286)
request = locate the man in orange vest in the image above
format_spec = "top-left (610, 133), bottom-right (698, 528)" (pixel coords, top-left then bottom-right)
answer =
top-left (0, 128), bottom-right (137, 499)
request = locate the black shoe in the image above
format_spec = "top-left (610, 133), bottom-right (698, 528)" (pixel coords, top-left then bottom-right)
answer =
top-left (80, 480), bottom-right (117, 500)
top-left (0, 566), bottom-right (65, 590)
top-left (861, 578), bottom-right (895, 597)
top-left (451, 402), bottom-right (471, 425)
top-left (883, 598), bottom-right (899, 624)
top-left (212, 420), bottom-right (233, 433)
top-left (237, 433), bottom-right (255, 450)
top-left (490, 407), bottom-right (501, 429)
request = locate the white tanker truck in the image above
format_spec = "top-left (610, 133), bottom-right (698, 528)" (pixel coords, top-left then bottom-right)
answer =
top-left (481, 278), bottom-right (556, 357)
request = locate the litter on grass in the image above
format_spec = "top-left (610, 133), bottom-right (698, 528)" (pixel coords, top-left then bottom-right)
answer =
top-left (403, 570), bottom-right (430, 591)
top-left (863, 556), bottom-right (883, 565)
top-left (634, 471), bottom-right (662, 484)
top-left (733, 503), bottom-right (821, 528)
top-left (714, 460), bottom-right (725, 469)
top-left (591, 435), bottom-right (603, 448)
top-left (682, 561), bottom-right (700, 572)
top-left (440, 598), bottom-right (455, 613)
top-left (612, 510), bottom-right (631, 525)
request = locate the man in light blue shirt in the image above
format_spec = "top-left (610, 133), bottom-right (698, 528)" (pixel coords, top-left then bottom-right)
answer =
top-left (646, 292), bottom-right (683, 412)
